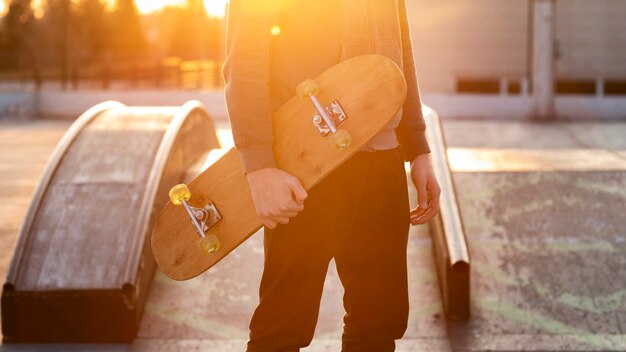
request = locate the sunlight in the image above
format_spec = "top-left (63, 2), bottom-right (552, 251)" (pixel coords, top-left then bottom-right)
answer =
top-left (133, 0), bottom-right (227, 17)
top-left (134, 0), bottom-right (186, 14)
top-left (204, 0), bottom-right (228, 18)
top-left (2, 0), bottom-right (228, 18)
top-left (270, 25), bottom-right (281, 36)
top-left (446, 148), bottom-right (626, 172)
top-left (32, 0), bottom-right (44, 18)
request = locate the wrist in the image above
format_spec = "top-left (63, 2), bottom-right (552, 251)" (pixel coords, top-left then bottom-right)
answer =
top-left (410, 153), bottom-right (430, 166)
top-left (246, 166), bottom-right (276, 178)
top-left (237, 144), bottom-right (276, 174)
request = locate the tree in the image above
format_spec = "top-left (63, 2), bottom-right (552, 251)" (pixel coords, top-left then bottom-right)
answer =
top-left (110, 0), bottom-right (147, 60)
top-left (42, 0), bottom-right (73, 87)
top-left (2, 0), bottom-right (35, 69)
top-left (165, 0), bottom-right (221, 60)
top-left (77, 0), bottom-right (109, 62)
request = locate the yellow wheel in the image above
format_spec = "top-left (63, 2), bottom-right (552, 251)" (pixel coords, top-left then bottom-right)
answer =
top-left (330, 129), bottom-right (352, 150)
top-left (169, 184), bottom-right (191, 205)
top-left (296, 79), bottom-right (319, 98)
top-left (199, 234), bottom-right (221, 254)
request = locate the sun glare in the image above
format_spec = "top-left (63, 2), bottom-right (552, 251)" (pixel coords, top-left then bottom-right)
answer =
top-left (1, 0), bottom-right (228, 18)
top-left (204, 0), bottom-right (228, 18)
top-left (134, 0), bottom-right (227, 17)
top-left (32, 0), bottom-right (44, 18)
top-left (134, 0), bottom-right (184, 14)
top-left (270, 25), bottom-right (281, 36)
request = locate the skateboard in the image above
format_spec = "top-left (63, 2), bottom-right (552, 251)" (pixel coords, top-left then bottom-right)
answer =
top-left (151, 54), bottom-right (407, 280)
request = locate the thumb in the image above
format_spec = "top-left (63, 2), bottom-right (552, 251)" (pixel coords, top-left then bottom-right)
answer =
top-left (288, 177), bottom-right (308, 204)
top-left (416, 180), bottom-right (428, 210)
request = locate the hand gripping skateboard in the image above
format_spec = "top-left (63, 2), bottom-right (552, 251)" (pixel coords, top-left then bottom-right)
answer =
top-left (151, 54), bottom-right (407, 280)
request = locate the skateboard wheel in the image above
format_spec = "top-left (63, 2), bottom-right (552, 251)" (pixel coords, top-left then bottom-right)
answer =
top-left (296, 79), bottom-right (319, 98)
top-left (331, 129), bottom-right (351, 150)
top-left (199, 234), bottom-right (221, 253)
top-left (169, 184), bottom-right (191, 205)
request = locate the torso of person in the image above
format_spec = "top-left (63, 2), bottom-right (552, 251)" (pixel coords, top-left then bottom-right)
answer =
top-left (269, 1), bottom-right (401, 153)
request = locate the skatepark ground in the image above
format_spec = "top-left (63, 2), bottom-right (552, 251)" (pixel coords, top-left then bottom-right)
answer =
top-left (0, 116), bottom-right (625, 351)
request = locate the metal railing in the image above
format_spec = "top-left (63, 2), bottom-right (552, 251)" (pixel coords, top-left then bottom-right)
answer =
top-left (0, 58), bottom-right (224, 91)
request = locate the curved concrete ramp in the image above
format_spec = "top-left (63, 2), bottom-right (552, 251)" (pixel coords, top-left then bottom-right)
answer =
top-left (2, 101), bottom-right (219, 343)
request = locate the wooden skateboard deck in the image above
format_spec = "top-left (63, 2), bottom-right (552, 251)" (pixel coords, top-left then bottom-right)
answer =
top-left (151, 54), bottom-right (407, 280)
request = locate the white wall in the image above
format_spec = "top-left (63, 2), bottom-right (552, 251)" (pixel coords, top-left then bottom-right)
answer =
top-left (0, 92), bottom-right (36, 119)
top-left (407, 0), bottom-right (626, 93)
top-left (37, 90), bottom-right (228, 120)
top-left (556, 0), bottom-right (626, 79)
top-left (423, 94), bottom-right (626, 120)
top-left (408, 0), bottom-right (530, 93)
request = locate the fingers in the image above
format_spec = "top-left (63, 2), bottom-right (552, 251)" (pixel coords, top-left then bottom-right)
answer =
top-left (410, 198), bottom-right (439, 225)
top-left (272, 216), bottom-right (290, 225)
top-left (256, 192), bottom-right (303, 228)
top-left (416, 177), bottom-right (428, 210)
top-left (421, 197), bottom-right (440, 223)
top-left (282, 201), bottom-right (304, 213)
top-left (410, 177), bottom-right (442, 225)
top-left (280, 211), bottom-right (300, 218)
top-left (288, 176), bottom-right (308, 205)
top-left (262, 216), bottom-right (290, 229)
top-left (410, 206), bottom-right (429, 225)
top-left (422, 178), bottom-right (442, 222)
top-left (263, 219), bottom-right (277, 229)
top-left (258, 206), bottom-right (299, 220)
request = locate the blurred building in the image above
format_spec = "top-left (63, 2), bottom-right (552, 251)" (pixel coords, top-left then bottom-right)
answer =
top-left (408, 0), bottom-right (626, 95)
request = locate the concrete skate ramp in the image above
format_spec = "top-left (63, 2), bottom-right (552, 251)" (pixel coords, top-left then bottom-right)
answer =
top-left (2, 101), bottom-right (219, 343)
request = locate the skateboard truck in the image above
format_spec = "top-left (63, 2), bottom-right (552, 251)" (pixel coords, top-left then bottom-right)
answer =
top-left (168, 184), bottom-right (222, 254)
top-left (297, 79), bottom-right (352, 150)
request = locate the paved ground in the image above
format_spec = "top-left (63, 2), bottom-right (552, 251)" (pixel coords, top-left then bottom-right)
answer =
top-left (445, 121), bottom-right (626, 351)
top-left (0, 118), bottom-right (624, 351)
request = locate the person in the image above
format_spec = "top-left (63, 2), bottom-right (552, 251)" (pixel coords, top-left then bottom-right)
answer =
top-left (223, 0), bottom-right (441, 351)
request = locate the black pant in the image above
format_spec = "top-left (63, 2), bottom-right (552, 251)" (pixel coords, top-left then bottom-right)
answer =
top-left (247, 147), bottom-right (411, 352)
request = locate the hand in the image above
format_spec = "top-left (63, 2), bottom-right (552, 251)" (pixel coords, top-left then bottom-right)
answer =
top-left (246, 167), bottom-right (308, 229)
top-left (409, 154), bottom-right (441, 225)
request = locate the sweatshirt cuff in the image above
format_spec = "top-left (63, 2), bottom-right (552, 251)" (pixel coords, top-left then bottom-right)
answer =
top-left (236, 144), bottom-right (277, 174)
top-left (396, 128), bottom-right (431, 162)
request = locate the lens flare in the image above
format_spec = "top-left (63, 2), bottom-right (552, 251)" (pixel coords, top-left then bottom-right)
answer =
top-left (270, 25), bottom-right (281, 36)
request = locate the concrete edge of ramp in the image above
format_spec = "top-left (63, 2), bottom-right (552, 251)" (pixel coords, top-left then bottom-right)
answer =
top-left (424, 106), bottom-right (471, 320)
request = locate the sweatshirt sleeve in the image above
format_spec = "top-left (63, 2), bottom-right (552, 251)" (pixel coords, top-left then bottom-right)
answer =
top-left (222, 0), bottom-right (277, 174)
top-left (395, 0), bottom-right (431, 162)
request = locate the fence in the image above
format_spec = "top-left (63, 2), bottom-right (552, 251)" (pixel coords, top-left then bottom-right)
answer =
top-left (0, 57), bottom-right (224, 91)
